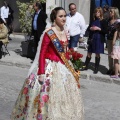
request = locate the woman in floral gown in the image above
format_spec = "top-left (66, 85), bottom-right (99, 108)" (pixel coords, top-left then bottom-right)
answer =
top-left (11, 7), bottom-right (84, 120)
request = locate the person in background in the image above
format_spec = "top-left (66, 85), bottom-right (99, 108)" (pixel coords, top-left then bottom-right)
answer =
top-left (7, 4), bottom-right (14, 40)
top-left (81, 7), bottom-right (107, 74)
top-left (32, 2), bottom-right (47, 54)
top-left (66, 3), bottom-right (86, 49)
top-left (0, 1), bottom-right (13, 40)
top-left (0, 0), bottom-right (9, 25)
top-left (103, 5), bottom-right (110, 22)
top-left (11, 7), bottom-right (84, 120)
top-left (111, 20), bottom-right (120, 78)
top-left (0, 18), bottom-right (8, 59)
top-left (103, 4), bottom-right (110, 50)
top-left (106, 7), bottom-right (120, 75)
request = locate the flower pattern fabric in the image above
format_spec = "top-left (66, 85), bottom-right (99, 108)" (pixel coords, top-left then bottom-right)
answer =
top-left (11, 59), bottom-right (84, 120)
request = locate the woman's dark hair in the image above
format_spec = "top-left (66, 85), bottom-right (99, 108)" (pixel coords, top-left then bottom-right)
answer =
top-left (0, 18), bottom-right (4, 24)
top-left (50, 7), bottom-right (65, 23)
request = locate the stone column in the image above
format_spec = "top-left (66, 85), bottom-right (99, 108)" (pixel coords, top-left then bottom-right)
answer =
top-left (79, 0), bottom-right (90, 25)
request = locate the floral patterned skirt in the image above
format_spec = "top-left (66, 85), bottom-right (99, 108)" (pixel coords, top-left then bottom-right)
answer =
top-left (11, 59), bottom-right (84, 120)
top-left (111, 45), bottom-right (120, 59)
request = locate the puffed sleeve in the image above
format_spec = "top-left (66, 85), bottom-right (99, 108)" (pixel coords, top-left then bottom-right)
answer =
top-left (37, 33), bottom-right (51, 75)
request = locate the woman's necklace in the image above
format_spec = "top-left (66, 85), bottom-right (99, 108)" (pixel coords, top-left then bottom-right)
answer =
top-left (54, 26), bottom-right (64, 38)
top-left (58, 30), bottom-right (64, 38)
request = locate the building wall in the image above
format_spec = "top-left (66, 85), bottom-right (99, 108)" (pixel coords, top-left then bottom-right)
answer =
top-left (78, 0), bottom-right (90, 25)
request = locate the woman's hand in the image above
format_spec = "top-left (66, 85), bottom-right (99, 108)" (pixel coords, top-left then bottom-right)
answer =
top-left (90, 26), bottom-right (101, 31)
top-left (38, 74), bottom-right (45, 85)
top-left (94, 26), bottom-right (101, 31)
top-left (90, 27), bottom-right (95, 31)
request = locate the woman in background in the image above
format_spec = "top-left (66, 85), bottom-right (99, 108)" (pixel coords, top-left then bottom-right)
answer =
top-left (106, 7), bottom-right (120, 75)
top-left (81, 7), bottom-right (107, 74)
top-left (111, 20), bottom-right (120, 78)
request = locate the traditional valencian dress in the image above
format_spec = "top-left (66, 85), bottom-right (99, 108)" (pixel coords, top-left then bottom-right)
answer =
top-left (11, 29), bottom-right (84, 120)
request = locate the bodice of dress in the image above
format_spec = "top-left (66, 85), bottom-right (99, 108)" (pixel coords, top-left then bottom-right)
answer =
top-left (107, 22), bottom-right (116, 40)
top-left (37, 33), bottom-right (68, 75)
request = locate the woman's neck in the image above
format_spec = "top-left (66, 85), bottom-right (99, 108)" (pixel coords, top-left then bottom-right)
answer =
top-left (111, 16), bottom-right (116, 21)
top-left (55, 25), bottom-right (64, 32)
top-left (110, 18), bottom-right (116, 24)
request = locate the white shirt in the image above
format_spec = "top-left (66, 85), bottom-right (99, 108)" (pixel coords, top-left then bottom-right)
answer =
top-left (0, 6), bottom-right (9, 19)
top-left (66, 12), bottom-right (86, 37)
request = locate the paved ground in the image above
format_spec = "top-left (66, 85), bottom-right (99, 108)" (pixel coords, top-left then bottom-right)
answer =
top-left (0, 64), bottom-right (120, 120)
top-left (82, 78), bottom-right (120, 120)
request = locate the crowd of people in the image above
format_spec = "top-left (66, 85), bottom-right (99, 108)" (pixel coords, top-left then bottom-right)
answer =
top-left (0, 0), bottom-right (119, 119)
top-left (81, 5), bottom-right (120, 79)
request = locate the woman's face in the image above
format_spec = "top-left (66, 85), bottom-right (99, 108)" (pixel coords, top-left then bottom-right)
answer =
top-left (95, 11), bottom-right (101, 18)
top-left (55, 10), bottom-right (66, 27)
top-left (109, 9), bottom-right (114, 18)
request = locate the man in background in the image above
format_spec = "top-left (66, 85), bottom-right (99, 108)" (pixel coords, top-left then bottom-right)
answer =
top-left (32, 2), bottom-right (47, 53)
top-left (0, 0), bottom-right (9, 25)
top-left (66, 3), bottom-right (86, 49)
